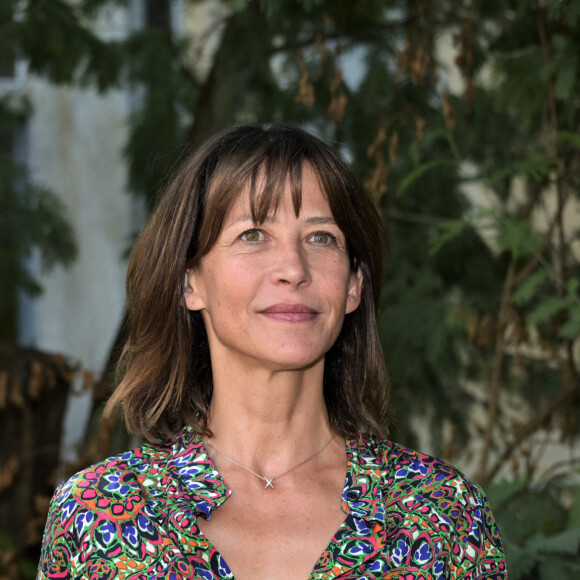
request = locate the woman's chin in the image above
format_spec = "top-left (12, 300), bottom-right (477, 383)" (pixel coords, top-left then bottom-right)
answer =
top-left (253, 348), bottom-right (326, 373)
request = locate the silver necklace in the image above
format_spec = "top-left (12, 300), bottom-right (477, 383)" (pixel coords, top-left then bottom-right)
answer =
top-left (206, 433), bottom-right (336, 489)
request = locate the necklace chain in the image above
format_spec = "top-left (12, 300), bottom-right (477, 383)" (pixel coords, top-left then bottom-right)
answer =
top-left (206, 433), bottom-right (336, 489)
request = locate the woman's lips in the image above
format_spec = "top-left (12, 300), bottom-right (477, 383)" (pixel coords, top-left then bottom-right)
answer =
top-left (260, 303), bottom-right (319, 322)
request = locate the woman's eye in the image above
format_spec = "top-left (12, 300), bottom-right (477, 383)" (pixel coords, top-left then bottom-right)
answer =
top-left (240, 229), bottom-right (263, 242)
top-left (310, 231), bottom-right (335, 244)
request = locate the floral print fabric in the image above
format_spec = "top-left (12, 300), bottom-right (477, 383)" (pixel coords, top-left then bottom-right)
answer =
top-left (37, 430), bottom-right (507, 579)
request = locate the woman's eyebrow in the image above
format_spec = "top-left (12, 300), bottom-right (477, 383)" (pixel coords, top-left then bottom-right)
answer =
top-left (302, 216), bottom-right (337, 225)
top-left (226, 215), bottom-right (258, 227)
top-left (228, 215), bottom-right (337, 226)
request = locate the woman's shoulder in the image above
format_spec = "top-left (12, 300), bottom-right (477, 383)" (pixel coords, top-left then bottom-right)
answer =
top-left (349, 437), bottom-right (506, 575)
top-left (38, 430), bottom-right (215, 577)
top-left (45, 429), bottom-right (200, 525)
top-left (356, 434), bottom-right (492, 514)
top-left (45, 441), bottom-right (159, 532)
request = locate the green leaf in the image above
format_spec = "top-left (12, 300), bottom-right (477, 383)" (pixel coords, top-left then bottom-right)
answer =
top-left (547, 0), bottom-right (564, 20)
top-left (512, 269), bottom-right (549, 305)
top-left (0, 160), bottom-right (77, 303)
top-left (486, 157), bottom-right (559, 188)
top-left (396, 159), bottom-right (456, 197)
top-left (539, 557), bottom-right (580, 579)
top-left (552, 34), bottom-right (569, 52)
top-left (528, 527), bottom-right (580, 555)
top-left (524, 278), bottom-right (580, 337)
top-left (497, 217), bottom-right (541, 258)
top-left (559, 131), bottom-right (580, 148)
top-left (569, 0), bottom-right (580, 26)
top-left (227, 0), bottom-right (251, 12)
top-left (559, 306), bottom-right (580, 339)
top-left (566, 277), bottom-right (580, 294)
top-left (568, 484), bottom-right (580, 528)
top-left (554, 55), bottom-right (578, 100)
top-left (528, 296), bottom-right (569, 325)
top-left (429, 219), bottom-right (469, 256)
top-left (485, 477), bottom-right (530, 510)
top-left (504, 541), bottom-right (537, 579)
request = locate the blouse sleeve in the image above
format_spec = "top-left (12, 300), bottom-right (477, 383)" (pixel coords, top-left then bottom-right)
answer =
top-left (450, 483), bottom-right (508, 579)
top-left (36, 481), bottom-right (77, 579)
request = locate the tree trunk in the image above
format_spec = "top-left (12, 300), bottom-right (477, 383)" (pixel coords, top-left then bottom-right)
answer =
top-left (0, 346), bottom-right (75, 575)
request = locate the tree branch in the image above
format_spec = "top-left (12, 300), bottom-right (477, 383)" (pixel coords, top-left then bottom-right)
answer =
top-left (267, 18), bottom-right (412, 56)
top-left (536, 6), bottom-right (559, 150)
top-left (476, 258), bottom-right (517, 481)
top-left (511, 194), bottom-right (563, 288)
top-left (481, 377), bottom-right (580, 486)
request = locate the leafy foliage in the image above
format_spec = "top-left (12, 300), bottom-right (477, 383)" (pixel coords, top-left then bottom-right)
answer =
top-left (2, 0), bottom-right (580, 575)
top-left (0, 99), bottom-right (77, 342)
top-left (488, 477), bottom-right (580, 579)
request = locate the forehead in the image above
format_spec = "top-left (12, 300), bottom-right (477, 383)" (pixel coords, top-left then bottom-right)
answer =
top-left (192, 158), bottom-right (345, 264)
top-left (219, 162), bottom-right (331, 224)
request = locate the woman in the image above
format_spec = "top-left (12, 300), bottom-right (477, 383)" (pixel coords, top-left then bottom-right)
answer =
top-left (38, 124), bottom-right (507, 579)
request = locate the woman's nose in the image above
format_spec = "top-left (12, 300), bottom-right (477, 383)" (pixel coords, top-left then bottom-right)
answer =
top-left (271, 241), bottom-right (312, 286)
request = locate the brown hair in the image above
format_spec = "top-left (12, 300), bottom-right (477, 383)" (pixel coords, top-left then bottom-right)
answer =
top-left (105, 124), bottom-right (393, 441)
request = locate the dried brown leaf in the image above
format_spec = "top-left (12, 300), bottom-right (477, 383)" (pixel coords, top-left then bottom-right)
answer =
top-left (364, 160), bottom-right (389, 204)
top-left (45, 365), bottom-right (56, 389)
top-left (295, 74), bottom-right (315, 109)
top-left (396, 41), bottom-right (411, 80)
top-left (327, 93), bottom-right (348, 126)
top-left (9, 375), bottom-right (24, 408)
top-left (465, 77), bottom-right (476, 114)
top-left (83, 370), bottom-right (96, 391)
top-left (409, 47), bottom-right (430, 85)
top-left (313, 34), bottom-right (328, 77)
top-left (367, 127), bottom-right (387, 159)
top-left (414, 115), bottom-right (426, 142)
top-left (442, 90), bottom-right (456, 132)
top-left (476, 314), bottom-right (495, 347)
top-left (468, 316), bottom-right (479, 343)
top-left (0, 457), bottom-right (20, 493)
top-left (330, 70), bottom-right (343, 93)
top-left (28, 359), bottom-right (44, 399)
top-left (388, 131), bottom-right (399, 164)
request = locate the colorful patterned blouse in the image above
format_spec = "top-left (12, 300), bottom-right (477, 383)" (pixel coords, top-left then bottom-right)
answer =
top-left (37, 430), bottom-right (507, 579)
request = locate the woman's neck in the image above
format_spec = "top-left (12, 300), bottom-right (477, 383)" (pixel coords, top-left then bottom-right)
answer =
top-left (205, 360), bottom-right (333, 475)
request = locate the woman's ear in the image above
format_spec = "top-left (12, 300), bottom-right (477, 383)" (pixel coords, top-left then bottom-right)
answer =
top-left (184, 269), bottom-right (205, 311)
top-left (184, 271), bottom-right (193, 294)
top-left (345, 267), bottom-right (363, 314)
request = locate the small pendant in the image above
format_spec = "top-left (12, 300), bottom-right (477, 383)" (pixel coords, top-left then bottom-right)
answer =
top-left (264, 478), bottom-right (274, 489)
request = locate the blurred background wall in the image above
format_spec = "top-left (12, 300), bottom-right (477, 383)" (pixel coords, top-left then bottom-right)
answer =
top-left (1, 1), bottom-right (580, 577)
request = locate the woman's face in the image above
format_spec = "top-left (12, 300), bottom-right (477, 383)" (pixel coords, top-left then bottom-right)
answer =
top-left (185, 164), bottom-right (362, 373)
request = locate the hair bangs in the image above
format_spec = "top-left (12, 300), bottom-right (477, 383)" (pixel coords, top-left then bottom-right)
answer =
top-left (249, 153), bottom-right (304, 224)
top-left (194, 142), bottom-right (307, 263)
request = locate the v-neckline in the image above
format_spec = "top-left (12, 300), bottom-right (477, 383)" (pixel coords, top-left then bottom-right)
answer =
top-left (165, 432), bottom-right (388, 580)
top-left (191, 434), bottom-right (350, 580)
